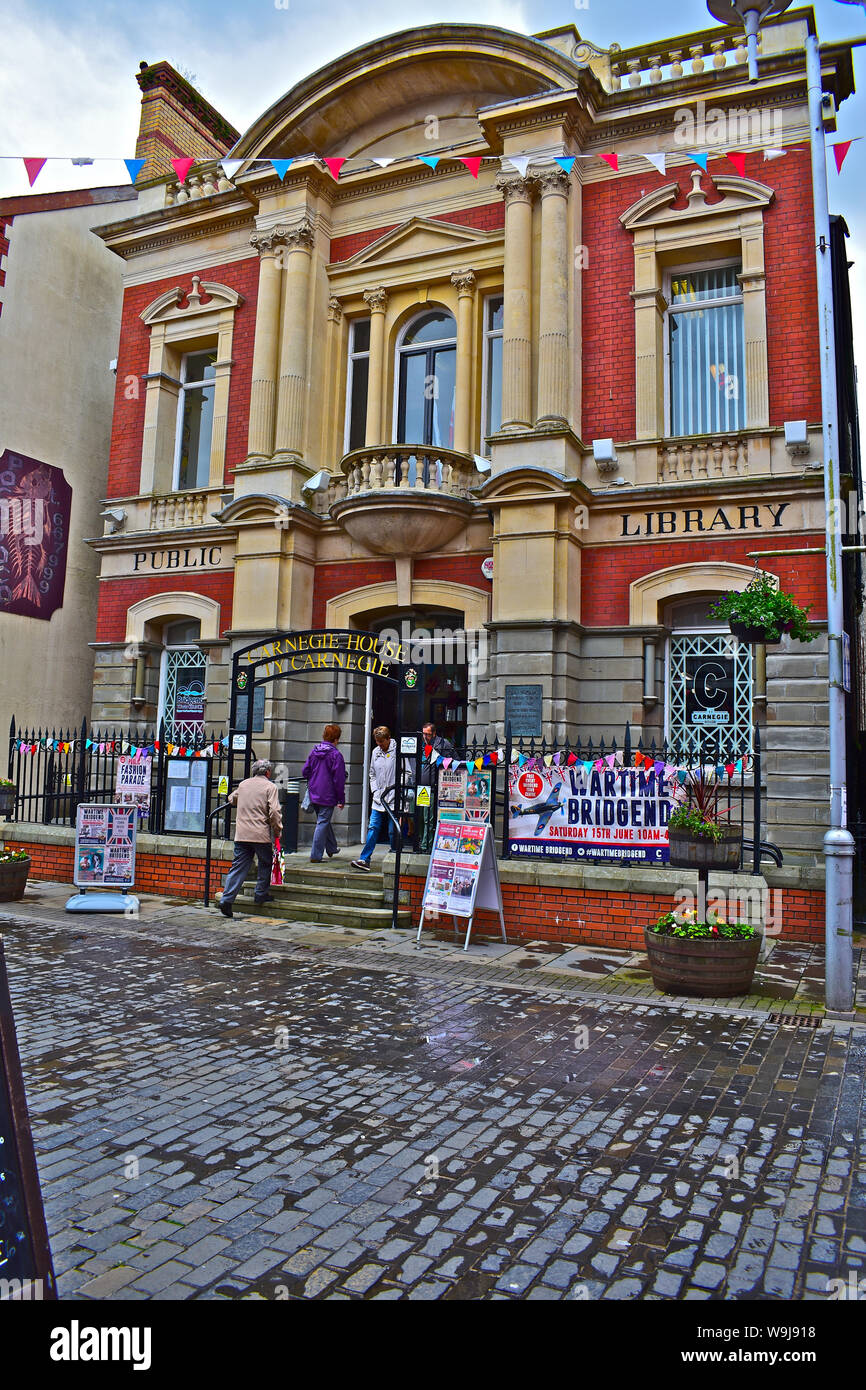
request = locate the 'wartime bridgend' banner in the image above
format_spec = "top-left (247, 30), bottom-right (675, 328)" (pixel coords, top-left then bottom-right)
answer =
top-left (508, 762), bottom-right (678, 864)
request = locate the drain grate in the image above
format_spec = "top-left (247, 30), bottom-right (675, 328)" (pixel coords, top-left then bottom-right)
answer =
top-left (766, 1012), bottom-right (823, 1028)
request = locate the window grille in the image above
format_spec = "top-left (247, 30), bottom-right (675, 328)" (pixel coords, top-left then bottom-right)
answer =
top-left (669, 266), bottom-right (745, 436)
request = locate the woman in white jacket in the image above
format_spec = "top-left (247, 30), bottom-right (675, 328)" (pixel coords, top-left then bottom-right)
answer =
top-left (351, 726), bottom-right (398, 870)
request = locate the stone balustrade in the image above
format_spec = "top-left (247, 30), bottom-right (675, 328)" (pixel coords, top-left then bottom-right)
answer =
top-left (149, 491), bottom-right (209, 529)
top-left (608, 25), bottom-right (754, 90)
top-left (165, 161), bottom-right (236, 206)
top-left (658, 435), bottom-right (747, 483)
top-left (339, 446), bottom-right (481, 502)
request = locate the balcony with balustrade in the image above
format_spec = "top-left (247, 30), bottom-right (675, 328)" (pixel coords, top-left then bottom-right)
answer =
top-left (328, 445), bottom-right (483, 556)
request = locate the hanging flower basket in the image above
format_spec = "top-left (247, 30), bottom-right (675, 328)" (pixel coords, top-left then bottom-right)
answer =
top-left (645, 913), bottom-right (760, 997)
top-left (0, 849), bottom-right (30, 901)
top-left (710, 572), bottom-right (816, 645)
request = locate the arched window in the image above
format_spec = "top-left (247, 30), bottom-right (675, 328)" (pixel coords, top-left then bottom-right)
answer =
top-left (665, 597), bottom-right (752, 763)
top-left (396, 310), bottom-right (456, 447)
top-left (158, 618), bottom-right (208, 743)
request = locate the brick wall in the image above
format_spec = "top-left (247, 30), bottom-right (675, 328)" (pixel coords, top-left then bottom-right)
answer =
top-left (413, 555), bottom-right (492, 593)
top-left (311, 560), bottom-right (396, 627)
top-left (107, 259), bottom-right (259, 498)
top-left (134, 63), bottom-right (239, 184)
top-left (5, 837), bottom-right (233, 898)
top-left (330, 202), bottom-right (504, 263)
top-left (400, 869), bottom-right (825, 948)
top-left (580, 532), bottom-right (827, 627)
top-left (581, 147), bottom-right (820, 442)
top-left (95, 571), bottom-right (235, 644)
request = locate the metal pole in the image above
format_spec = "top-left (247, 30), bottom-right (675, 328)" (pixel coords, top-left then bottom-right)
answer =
top-left (806, 33), bottom-right (855, 1015)
top-left (361, 674), bottom-right (372, 838)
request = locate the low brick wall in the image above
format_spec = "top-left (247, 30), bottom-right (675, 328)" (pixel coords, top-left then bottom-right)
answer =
top-left (1, 824), bottom-right (233, 899)
top-left (388, 854), bottom-right (826, 950)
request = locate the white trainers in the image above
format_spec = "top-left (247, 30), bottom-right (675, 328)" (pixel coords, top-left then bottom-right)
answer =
top-left (351, 859), bottom-right (370, 871)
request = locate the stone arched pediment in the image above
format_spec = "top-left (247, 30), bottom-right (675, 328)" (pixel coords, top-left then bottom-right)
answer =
top-left (140, 276), bottom-right (244, 326)
top-left (620, 173), bottom-right (775, 232)
top-left (215, 494), bottom-right (312, 528)
top-left (229, 24), bottom-right (583, 160)
top-left (478, 465), bottom-right (572, 503)
top-left (125, 591), bottom-right (222, 644)
top-left (630, 560), bottom-right (762, 625)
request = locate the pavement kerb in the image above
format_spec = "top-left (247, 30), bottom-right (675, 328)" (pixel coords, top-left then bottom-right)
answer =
top-left (1, 881), bottom-right (863, 1034)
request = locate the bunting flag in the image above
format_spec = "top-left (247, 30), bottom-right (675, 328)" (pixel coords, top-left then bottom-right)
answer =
top-left (475, 757), bottom-right (484, 770)
top-left (654, 760), bottom-right (665, 775)
top-left (270, 158), bottom-right (293, 179)
top-left (322, 157), bottom-right (346, 180)
top-left (644, 152), bottom-right (666, 176)
top-left (507, 155), bottom-right (531, 178)
top-left (221, 159), bottom-right (245, 180)
top-left (677, 769), bottom-right (688, 785)
top-left (123, 158), bottom-right (145, 183)
top-left (23, 158), bottom-right (46, 186)
top-left (459, 157), bottom-right (483, 179)
top-left (763, 148), bottom-right (787, 161)
top-left (690, 153), bottom-right (709, 171)
top-left (372, 157), bottom-right (396, 168)
top-left (605, 754), bottom-right (616, 769)
top-left (221, 736), bottom-right (229, 748)
top-left (555, 157), bottom-right (576, 175)
top-left (417, 156), bottom-right (440, 170)
top-left (489, 752), bottom-right (499, 765)
top-left (544, 754), bottom-right (554, 767)
top-left (510, 750), bottom-right (519, 763)
top-left (832, 140), bottom-right (854, 173)
top-left (634, 752), bottom-right (644, 768)
top-left (566, 753), bottom-right (578, 766)
top-left (424, 743), bottom-right (433, 757)
top-left (600, 153), bottom-right (618, 172)
top-left (725, 152), bottom-right (747, 176)
top-left (442, 757), bottom-right (453, 769)
top-left (170, 157), bottom-right (195, 183)
top-left (582, 760), bottom-right (594, 774)
top-left (725, 763), bottom-right (736, 777)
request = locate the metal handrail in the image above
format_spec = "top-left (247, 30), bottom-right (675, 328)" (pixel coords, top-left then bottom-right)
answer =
top-left (380, 790), bottom-right (404, 932)
top-left (204, 801), bottom-right (232, 907)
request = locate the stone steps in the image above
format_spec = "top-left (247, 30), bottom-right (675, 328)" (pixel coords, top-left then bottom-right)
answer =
top-left (231, 861), bottom-right (410, 929)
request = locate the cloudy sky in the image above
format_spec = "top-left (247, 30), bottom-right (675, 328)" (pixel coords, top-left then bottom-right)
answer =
top-left (1, 0), bottom-right (865, 409)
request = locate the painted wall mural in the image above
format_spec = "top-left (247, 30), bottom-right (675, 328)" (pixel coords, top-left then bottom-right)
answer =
top-left (0, 449), bottom-right (71, 620)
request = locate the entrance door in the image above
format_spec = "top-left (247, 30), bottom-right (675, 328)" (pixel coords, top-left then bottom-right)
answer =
top-left (158, 619), bottom-right (208, 743)
top-left (366, 612), bottom-right (468, 746)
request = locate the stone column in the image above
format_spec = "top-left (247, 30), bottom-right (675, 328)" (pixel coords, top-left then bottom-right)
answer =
top-left (274, 219), bottom-right (315, 457)
top-left (536, 167), bottom-right (571, 426)
top-left (246, 228), bottom-right (286, 460)
top-left (320, 296), bottom-right (343, 464)
top-left (450, 269), bottom-right (476, 454)
top-left (363, 286), bottom-right (388, 446)
top-left (496, 174), bottom-right (537, 431)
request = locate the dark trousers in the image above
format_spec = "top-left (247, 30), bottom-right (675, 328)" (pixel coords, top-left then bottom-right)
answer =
top-left (418, 799), bottom-right (436, 852)
top-left (221, 841), bottom-right (273, 904)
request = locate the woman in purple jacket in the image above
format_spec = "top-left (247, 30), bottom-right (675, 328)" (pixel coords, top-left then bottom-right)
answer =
top-left (302, 724), bottom-right (346, 863)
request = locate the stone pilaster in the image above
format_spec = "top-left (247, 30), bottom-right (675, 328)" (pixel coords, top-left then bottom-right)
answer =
top-left (496, 174), bottom-right (537, 431)
top-left (536, 167), bottom-right (571, 427)
top-left (363, 286), bottom-right (388, 446)
top-left (246, 227), bottom-right (287, 461)
top-left (450, 269), bottom-right (476, 455)
top-left (274, 219), bottom-right (315, 458)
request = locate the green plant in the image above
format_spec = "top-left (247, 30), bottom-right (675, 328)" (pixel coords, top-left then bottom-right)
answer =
top-left (710, 570), bottom-right (817, 643)
top-left (0, 849), bottom-right (28, 863)
top-left (0, 777), bottom-right (14, 789)
top-left (668, 768), bottom-right (729, 839)
top-left (651, 909), bottom-right (755, 941)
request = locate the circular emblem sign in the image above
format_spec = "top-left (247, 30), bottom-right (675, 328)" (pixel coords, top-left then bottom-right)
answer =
top-left (236, 672), bottom-right (248, 691)
top-left (481, 557), bottom-right (494, 580)
top-left (404, 667), bottom-right (418, 689)
top-left (517, 770), bottom-right (544, 799)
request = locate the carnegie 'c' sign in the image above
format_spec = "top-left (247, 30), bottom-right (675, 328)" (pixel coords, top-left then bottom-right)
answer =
top-left (0, 449), bottom-right (71, 621)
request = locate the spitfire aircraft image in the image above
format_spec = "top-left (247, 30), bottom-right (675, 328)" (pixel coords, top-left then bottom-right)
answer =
top-left (509, 784), bottom-right (564, 836)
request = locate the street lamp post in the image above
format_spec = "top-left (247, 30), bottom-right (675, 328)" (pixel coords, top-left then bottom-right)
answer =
top-left (706, 3), bottom-right (855, 1012)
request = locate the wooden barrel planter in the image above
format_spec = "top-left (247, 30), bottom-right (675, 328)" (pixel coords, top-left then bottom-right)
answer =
top-left (644, 926), bottom-right (760, 997)
top-left (0, 856), bottom-right (30, 902)
top-left (667, 825), bottom-right (741, 871)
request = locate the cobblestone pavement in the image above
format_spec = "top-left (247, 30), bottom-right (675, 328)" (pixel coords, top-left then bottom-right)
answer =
top-left (2, 903), bottom-right (865, 1302)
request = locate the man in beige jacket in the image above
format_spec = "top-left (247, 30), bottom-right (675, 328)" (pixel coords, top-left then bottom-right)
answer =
top-left (219, 759), bottom-right (282, 917)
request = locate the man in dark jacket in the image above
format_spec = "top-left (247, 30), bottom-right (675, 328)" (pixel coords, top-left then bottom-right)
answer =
top-left (302, 724), bottom-right (346, 863)
top-left (419, 720), bottom-right (454, 852)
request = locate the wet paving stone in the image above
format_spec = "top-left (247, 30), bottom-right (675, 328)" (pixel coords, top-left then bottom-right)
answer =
top-left (2, 917), bottom-right (865, 1300)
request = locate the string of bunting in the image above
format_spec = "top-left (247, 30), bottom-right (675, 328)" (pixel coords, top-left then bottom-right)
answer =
top-left (5, 137), bottom-right (861, 189)
top-left (14, 734), bottom-right (234, 757)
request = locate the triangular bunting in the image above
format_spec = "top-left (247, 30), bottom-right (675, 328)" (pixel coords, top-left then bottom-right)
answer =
top-left (442, 757), bottom-right (452, 770)
top-left (417, 155), bottom-right (440, 170)
top-left (506, 155), bottom-right (531, 178)
top-left (170, 157), bottom-right (195, 184)
top-left (554, 157), bottom-right (575, 175)
top-left (23, 158), bottom-right (46, 186)
top-left (323, 158), bottom-right (346, 180)
top-left (690, 153), bottom-right (709, 171)
top-left (474, 757), bottom-right (484, 770)
top-left (459, 157), bottom-right (483, 179)
top-left (270, 158), bottom-right (293, 179)
top-left (600, 153), bottom-right (618, 172)
top-left (544, 754), bottom-right (554, 767)
top-left (763, 148), bottom-right (787, 161)
top-left (221, 159), bottom-right (245, 180)
top-left (510, 750), bottom-right (519, 763)
top-left (123, 159), bottom-right (145, 183)
top-left (644, 153), bottom-right (666, 176)
top-left (725, 152), bottom-right (747, 176)
top-left (832, 141), bottom-right (853, 174)
top-left (566, 753), bottom-right (578, 766)
top-left (372, 157), bottom-right (396, 168)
